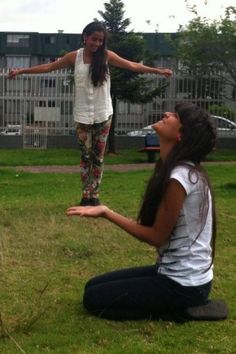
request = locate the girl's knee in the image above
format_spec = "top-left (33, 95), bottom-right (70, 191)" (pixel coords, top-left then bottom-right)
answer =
top-left (84, 277), bottom-right (95, 290)
top-left (83, 287), bottom-right (99, 313)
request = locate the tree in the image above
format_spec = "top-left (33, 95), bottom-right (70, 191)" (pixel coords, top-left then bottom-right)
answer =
top-left (173, 6), bottom-right (236, 107)
top-left (96, 0), bottom-right (169, 153)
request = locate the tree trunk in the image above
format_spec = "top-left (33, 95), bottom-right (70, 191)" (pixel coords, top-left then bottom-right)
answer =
top-left (107, 97), bottom-right (117, 154)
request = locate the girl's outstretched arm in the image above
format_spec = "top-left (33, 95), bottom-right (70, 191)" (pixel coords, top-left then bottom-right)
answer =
top-left (107, 50), bottom-right (173, 77)
top-left (8, 51), bottom-right (77, 79)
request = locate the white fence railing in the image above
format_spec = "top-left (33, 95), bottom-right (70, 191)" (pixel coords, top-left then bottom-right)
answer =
top-left (0, 69), bottom-right (235, 141)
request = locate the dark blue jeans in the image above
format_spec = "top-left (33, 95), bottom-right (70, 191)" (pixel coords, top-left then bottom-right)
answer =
top-left (83, 265), bottom-right (212, 321)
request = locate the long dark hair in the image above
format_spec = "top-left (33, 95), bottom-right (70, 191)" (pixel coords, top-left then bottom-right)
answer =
top-left (82, 21), bottom-right (109, 87)
top-left (138, 102), bottom-right (217, 260)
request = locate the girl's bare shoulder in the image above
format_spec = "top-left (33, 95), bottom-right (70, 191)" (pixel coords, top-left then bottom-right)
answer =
top-left (65, 51), bottom-right (78, 65)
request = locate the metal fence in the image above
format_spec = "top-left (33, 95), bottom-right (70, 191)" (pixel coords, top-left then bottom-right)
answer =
top-left (0, 69), bottom-right (235, 148)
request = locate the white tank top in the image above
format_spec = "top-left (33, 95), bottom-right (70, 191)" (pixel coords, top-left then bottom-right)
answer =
top-left (73, 48), bottom-right (113, 124)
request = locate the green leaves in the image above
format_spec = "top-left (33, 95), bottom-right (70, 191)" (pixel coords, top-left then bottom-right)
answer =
top-left (175, 6), bottom-right (236, 79)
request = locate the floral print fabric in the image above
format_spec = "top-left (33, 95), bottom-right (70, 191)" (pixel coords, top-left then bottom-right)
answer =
top-left (76, 117), bottom-right (112, 199)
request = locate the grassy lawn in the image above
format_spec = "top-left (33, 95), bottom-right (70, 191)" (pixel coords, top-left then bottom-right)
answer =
top-left (0, 164), bottom-right (236, 354)
top-left (0, 147), bottom-right (235, 166)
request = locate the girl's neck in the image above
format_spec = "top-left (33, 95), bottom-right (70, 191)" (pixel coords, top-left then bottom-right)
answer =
top-left (83, 47), bottom-right (93, 63)
top-left (159, 140), bottom-right (176, 161)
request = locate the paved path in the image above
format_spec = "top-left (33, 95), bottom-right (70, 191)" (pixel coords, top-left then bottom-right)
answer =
top-left (4, 161), bottom-right (235, 173)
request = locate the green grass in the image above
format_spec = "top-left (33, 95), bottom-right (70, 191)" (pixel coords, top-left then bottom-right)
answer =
top-left (0, 147), bottom-right (235, 166)
top-left (0, 165), bottom-right (236, 353)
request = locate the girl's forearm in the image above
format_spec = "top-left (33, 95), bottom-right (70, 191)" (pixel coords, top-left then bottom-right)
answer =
top-left (103, 208), bottom-right (159, 247)
top-left (18, 64), bottom-right (53, 75)
top-left (139, 64), bottom-right (159, 74)
top-left (139, 64), bottom-right (172, 75)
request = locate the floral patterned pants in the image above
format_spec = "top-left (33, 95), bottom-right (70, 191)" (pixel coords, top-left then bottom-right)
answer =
top-left (76, 117), bottom-right (112, 199)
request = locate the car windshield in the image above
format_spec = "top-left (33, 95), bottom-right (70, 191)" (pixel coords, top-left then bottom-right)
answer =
top-left (216, 117), bottom-right (235, 129)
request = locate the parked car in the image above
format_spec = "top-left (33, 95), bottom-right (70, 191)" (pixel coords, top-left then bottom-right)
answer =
top-left (0, 125), bottom-right (22, 136)
top-left (212, 115), bottom-right (236, 137)
top-left (127, 115), bottom-right (236, 137)
top-left (127, 125), bottom-right (154, 137)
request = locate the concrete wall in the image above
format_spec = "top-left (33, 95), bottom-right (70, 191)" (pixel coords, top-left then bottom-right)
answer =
top-left (0, 135), bottom-right (235, 150)
top-left (216, 138), bottom-right (236, 149)
top-left (0, 136), bottom-right (23, 148)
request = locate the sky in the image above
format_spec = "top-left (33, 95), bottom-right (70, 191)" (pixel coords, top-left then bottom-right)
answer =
top-left (0, 0), bottom-right (233, 34)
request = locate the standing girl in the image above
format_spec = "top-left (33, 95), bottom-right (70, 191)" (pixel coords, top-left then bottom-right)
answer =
top-left (8, 21), bottom-right (172, 206)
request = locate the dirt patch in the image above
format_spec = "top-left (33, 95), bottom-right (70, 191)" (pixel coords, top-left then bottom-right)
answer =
top-left (13, 164), bottom-right (155, 173)
top-left (3, 161), bottom-right (236, 174)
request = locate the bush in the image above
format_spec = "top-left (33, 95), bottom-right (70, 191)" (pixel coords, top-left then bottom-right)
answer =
top-left (208, 104), bottom-right (236, 120)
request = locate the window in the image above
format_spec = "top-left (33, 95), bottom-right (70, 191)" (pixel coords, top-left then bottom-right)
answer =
top-left (6, 56), bottom-right (30, 68)
top-left (41, 78), bottom-right (56, 88)
top-left (61, 101), bottom-right (73, 114)
top-left (48, 101), bottom-right (56, 107)
top-left (216, 117), bottom-right (235, 130)
top-left (4, 100), bottom-right (21, 114)
top-left (7, 34), bottom-right (30, 47)
top-left (39, 101), bottom-right (47, 107)
top-left (38, 101), bottom-right (56, 107)
top-left (45, 35), bottom-right (56, 44)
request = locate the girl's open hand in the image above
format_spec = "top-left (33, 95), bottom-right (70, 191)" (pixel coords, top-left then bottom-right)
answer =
top-left (66, 205), bottom-right (109, 218)
top-left (158, 68), bottom-right (173, 77)
top-left (8, 69), bottom-right (21, 79)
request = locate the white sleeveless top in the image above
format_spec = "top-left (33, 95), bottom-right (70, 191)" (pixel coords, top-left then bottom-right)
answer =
top-left (73, 48), bottom-right (113, 124)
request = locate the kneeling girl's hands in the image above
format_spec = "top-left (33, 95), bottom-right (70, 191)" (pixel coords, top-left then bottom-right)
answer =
top-left (66, 205), bottom-right (109, 218)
